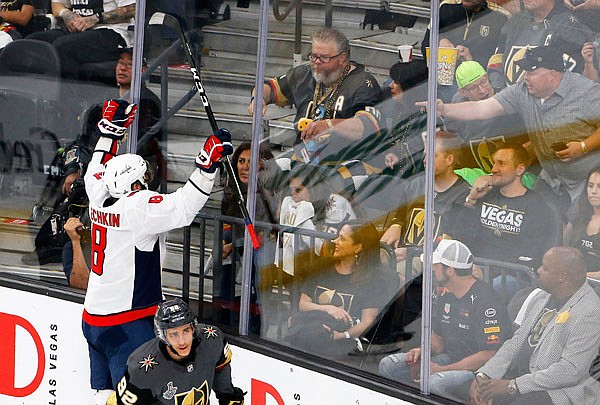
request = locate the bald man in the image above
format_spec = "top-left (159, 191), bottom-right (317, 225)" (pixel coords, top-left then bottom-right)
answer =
top-left (470, 247), bottom-right (600, 405)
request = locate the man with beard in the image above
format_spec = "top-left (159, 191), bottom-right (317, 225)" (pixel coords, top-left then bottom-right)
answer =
top-left (470, 247), bottom-right (600, 405)
top-left (379, 239), bottom-right (511, 402)
top-left (248, 27), bottom-right (382, 165)
top-left (445, 143), bottom-right (557, 268)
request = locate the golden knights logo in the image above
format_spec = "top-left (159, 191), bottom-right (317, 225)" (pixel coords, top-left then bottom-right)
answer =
top-left (315, 286), bottom-right (354, 314)
top-left (174, 380), bottom-right (210, 405)
top-left (402, 208), bottom-right (441, 246)
top-left (470, 136), bottom-right (505, 173)
top-left (479, 25), bottom-right (490, 37)
top-left (505, 44), bottom-right (576, 86)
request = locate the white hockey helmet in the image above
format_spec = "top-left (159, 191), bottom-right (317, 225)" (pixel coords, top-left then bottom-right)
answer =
top-left (103, 153), bottom-right (148, 198)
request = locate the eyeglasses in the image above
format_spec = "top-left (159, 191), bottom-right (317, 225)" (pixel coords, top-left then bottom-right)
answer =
top-left (116, 61), bottom-right (133, 69)
top-left (290, 186), bottom-right (305, 193)
top-left (462, 75), bottom-right (490, 92)
top-left (307, 51), bottom-right (345, 63)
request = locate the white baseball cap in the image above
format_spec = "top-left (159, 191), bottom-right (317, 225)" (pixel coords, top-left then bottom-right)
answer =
top-left (422, 239), bottom-right (473, 270)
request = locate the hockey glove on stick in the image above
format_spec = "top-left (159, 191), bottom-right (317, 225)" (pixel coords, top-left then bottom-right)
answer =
top-left (196, 128), bottom-right (234, 173)
top-left (96, 99), bottom-right (138, 140)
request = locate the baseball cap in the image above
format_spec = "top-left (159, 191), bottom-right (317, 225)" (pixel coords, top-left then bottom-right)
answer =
top-left (455, 61), bottom-right (486, 89)
top-left (515, 46), bottom-right (565, 72)
top-left (389, 59), bottom-right (428, 91)
top-left (118, 47), bottom-right (148, 67)
top-left (421, 239), bottom-right (473, 269)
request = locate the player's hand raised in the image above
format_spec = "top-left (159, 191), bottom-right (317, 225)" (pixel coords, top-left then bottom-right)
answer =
top-left (196, 128), bottom-right (234, 173)
top-left (96, 99), bottom-right (138, 140)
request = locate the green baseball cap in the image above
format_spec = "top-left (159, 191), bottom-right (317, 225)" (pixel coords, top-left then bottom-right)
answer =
top-left (455, 61), bottom-right (486, 89)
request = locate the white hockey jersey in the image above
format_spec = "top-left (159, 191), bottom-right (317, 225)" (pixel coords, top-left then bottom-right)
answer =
top-left (276, 196), bottom-right (320, 276)
top-left (83, 138), bottom-right (214, 326)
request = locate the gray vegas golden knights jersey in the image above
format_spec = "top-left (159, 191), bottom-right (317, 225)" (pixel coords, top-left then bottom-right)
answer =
top-left (115, 324), bottom-right (237, 405)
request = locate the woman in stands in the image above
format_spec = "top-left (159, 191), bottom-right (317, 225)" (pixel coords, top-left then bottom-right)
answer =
top-left (564, 166), bottom-right (600, 279)
top-left (287, 220), bottom-right (392, 357)
top-left (217, 141), bottom-right (283, 333)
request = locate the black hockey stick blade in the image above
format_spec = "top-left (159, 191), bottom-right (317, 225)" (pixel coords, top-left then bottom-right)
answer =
top-left (148, 11), bottom-right (261, 250)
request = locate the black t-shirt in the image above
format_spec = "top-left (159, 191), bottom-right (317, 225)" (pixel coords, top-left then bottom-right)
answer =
top-left (301, 263), bottom-right (388, 321)
top-left (445, 187), bottom-right (556, 267)
top-left (433, 279), bottom-right (512, 363)
top-left (0, 0), bottom-right (34, 37)
top-left (394, 174), bottom-right (470, 246)
top-left (421, 3), bottom-right (508, 68)
top-left (271, 62), bottom-right (382, 164)
top-left (491, 5), bottom-right (592, 88)
top-left (568, 224), bottom-right (600, 273)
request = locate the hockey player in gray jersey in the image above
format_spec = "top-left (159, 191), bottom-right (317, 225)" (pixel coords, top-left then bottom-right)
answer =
top-left (110, 298), bottom-right (245, 405)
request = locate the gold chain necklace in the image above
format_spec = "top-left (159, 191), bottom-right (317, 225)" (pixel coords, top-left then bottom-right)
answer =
top-left (463, 10), bottom-right (474, 41)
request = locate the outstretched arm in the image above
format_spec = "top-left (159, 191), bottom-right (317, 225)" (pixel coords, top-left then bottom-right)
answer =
top-left (416, 97), bottom-right (506, 121)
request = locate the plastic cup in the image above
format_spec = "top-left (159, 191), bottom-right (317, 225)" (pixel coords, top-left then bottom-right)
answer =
top-left (425, 47), bottom-right (459, 86)
top-left (398, 44), bottom-right (413, 63)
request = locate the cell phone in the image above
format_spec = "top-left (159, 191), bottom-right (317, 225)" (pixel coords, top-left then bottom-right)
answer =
top-left (551, 142), bottom-right (568, 151)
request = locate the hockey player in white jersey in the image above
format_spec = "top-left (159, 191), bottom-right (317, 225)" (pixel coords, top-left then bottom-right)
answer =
top-left (82, 99), bottom-right (233, 405)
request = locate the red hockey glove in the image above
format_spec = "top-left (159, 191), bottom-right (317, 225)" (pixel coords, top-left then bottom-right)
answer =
top-left (196, 128), bottom-right (234, 173)
top-left (96, 99), bottom-right (138, 140)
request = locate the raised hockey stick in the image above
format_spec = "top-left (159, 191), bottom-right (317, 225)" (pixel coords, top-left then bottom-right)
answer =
top-left (149, 11), bottom-right (260, 250)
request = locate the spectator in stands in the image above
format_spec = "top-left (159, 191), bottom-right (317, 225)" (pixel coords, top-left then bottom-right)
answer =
top-left (276, 164), bottom-right (358, 277)
top-left (248, 27), bottom-right (382, 166)
top-left (582, 41), bottom-right (599, 82)
top-left (276, 165), bottom-right (327, 278)
top-left (421, 0), bottom-right (508, 69)
top-left (379, 59), bottom-right (428, 177)
top-left (564, 0), bottom-right (600, 33)
top-left (487, 0), bottom-right (592, 89)
top-left (446, 143), bottom-right (557, 269)
top-left (380, 132), bottom-right (469, 257)
top-left (21, 51), bottom-right (164, 266)
top-left (421, 0), bottom-right (508, 102)
top-left (286, 221), bottom-right (390, 357)
top-left (0, 0), bottom-right (34, 39)
top-left (114, 47), bottom-right (166, 191)
top-left (379, 239), bottom-right (511, 401)
top-left (27, 0), bottom-right (135, 80)
top-left (427, 46), bottom-right (600, 210)
top-left (62, 216), bottom-right (90, 289)
top-left (447, 61), bottom-right (530, 176)
top-left (218, 142), bottom-right (282, 332)
top-left (564, 166), bottom-right (600, 279)
top-left (470, 246), bottom-right (600, 405)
